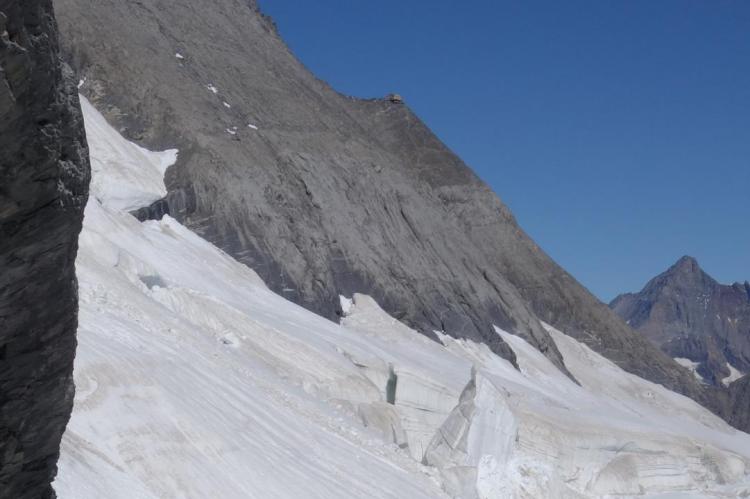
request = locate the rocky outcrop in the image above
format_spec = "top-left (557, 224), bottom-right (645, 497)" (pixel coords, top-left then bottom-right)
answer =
top-left (611, 256), bottom-right (750, 387)
top-left (727, 375), bottom-right (750, 431)
top-left (0, 0), bottom-right (89, 496)
top-left (54, 0), bottom-right (703, 404)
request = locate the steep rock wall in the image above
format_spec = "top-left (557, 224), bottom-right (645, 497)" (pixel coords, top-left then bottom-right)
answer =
top-left (0, 0), bottom-right (89, 496)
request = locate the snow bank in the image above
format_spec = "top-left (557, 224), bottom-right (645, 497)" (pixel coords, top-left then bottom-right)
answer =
top-left (424, 324), bottom-right (750, 498)
top-left (341, 294), bottom-right (472, 461)
top-left (674, 357), bottom-right (706, 383)
top-left (80, 97), bottom-right (177, 212)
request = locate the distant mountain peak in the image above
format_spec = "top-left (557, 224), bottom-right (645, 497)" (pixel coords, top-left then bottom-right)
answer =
top-left (646, 255), bottom-right (716, 292)
top-left (611, 257), bottom-right (750, 390)
top-left (671, 255), bottom-right (700, 273)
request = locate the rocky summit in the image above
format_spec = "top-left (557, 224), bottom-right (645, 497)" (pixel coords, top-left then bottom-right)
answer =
top-left (611, 256), bottom-right (750, 388)
top-left (0, 0), bottom-right (90, 497)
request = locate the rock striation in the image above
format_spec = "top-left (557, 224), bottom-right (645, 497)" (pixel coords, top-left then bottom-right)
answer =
top-left (0, 0), bottom-right (89, 496)
top-left (611, 256), bottom-right (750, 388)
top-left (54, 0), bottom-right (704, 408)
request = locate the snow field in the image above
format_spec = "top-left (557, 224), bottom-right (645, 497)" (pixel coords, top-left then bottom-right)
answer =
top-left (55, 96), bottom-right (750, 498)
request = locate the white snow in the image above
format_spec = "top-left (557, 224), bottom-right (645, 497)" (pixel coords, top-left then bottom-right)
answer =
top-left (723, 362), bottom-right (745, 387)
top-left (674, 357), bottom-right (706, 383)
top-left (247, 123), bottom-right (258, 130)
top-left (80, 97), bottom-right (177, 212)
top-left (341, 295), bottom-right (472, 462)
top-left (223, 101), bottom-right (231, 108)
top-left (426, 325), bottom-right (750, 498)
top-left (55, 97), bottom-right (750, 498)
top-left (339, 295), bottom-right (354, 316)
top-left (206, 84), bottom-right (218, 94)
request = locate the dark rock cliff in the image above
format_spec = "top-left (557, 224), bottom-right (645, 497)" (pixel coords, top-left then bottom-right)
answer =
top-left (54, 0), bottom-right (704, 406)
top-left (612, 256), bottom-right (750, 387)
top-left (728, 375), bottom-right (750, 431)
top-left (0, 0), bottom-right (89, 497)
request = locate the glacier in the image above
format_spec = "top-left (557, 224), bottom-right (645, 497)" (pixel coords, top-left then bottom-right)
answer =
top-left (54, 97), bottom-right (750, 498)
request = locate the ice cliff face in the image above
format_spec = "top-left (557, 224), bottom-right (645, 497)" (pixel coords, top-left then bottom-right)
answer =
top-left (52, 0), bottom-right (710, 415)
top-left (0, 1), bottom-right (89, 497)
top-left (54, 97), bottom-right (750, 498)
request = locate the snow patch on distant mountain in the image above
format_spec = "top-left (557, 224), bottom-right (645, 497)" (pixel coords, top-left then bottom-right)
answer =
top-left (674, 357), bottom-right (706, 383)
top-left (55, 98), bottom-right (750, 498)
top-left (723, 363), bottom-right (745, 387)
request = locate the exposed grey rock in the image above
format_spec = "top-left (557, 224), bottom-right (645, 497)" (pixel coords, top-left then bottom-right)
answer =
top-left (54, 0), bottom-right (705, 410)
top-left (727, 375), bottom-right (750, 431)
top-left (0, 0), bottom-right (89, 497)
top-left (611, 256), bottom-right (750, 387)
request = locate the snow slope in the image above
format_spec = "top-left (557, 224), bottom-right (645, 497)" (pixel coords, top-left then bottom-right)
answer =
top-left (82, 97), bottom-right (177, 212)
top-left (55, 98), bottom-right (750, 498)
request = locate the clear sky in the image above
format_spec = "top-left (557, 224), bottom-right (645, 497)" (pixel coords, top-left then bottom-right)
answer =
top-left (258, 0), bottom-right (750, 302)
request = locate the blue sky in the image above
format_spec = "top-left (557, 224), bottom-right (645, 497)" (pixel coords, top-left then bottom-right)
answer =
top-left (259, 1), bottom-right (750, 301)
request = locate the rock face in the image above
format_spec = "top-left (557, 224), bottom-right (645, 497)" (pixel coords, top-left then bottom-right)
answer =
top-left (0, 1), bottom-right (89, 497)
top-left (728, 375), bottom-right (750, 431)
top-left (611, 256), bottom-right (750, 387)
top-left (54, 0), bottom-right (703, 403)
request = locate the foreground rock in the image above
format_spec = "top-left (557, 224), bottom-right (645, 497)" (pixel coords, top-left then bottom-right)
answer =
top-left (0, 0), bottom-right (89, 496)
